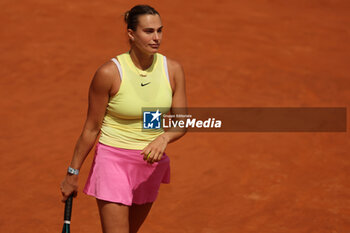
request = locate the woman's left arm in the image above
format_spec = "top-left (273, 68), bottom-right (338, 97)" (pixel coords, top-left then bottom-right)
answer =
top-left (141, 59), bottom-right (187, 163)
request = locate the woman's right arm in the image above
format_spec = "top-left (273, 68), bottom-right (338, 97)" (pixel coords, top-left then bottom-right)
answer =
top-left (60, 62), bottom-right (119, 202)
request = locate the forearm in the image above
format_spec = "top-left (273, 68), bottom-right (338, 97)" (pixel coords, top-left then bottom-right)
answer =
top-left (161, 128), bottom-right (187, 144)
top-left (69, 129), bottom-right (100, 170)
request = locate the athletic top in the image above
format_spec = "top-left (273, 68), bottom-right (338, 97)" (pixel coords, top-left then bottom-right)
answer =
top-left (98, 52), bottom-right (173, 150)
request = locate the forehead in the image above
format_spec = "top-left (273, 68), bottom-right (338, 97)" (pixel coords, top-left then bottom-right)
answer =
top-left (137, 14), bottom-right (162, 29)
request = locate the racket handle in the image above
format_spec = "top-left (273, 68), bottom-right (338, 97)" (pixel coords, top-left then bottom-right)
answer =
top-left (64, 194), bottom-right (74, 221)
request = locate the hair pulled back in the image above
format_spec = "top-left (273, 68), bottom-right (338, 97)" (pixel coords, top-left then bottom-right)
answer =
top-left (124, 5), bottom-right (160, 31)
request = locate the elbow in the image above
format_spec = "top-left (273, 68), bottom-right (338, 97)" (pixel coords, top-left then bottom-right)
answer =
top-left (82, 126), bottom-right (101, 137)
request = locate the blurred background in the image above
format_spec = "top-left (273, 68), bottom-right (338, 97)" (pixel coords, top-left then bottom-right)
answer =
top-left (0, 0), bottom-right (349, 232)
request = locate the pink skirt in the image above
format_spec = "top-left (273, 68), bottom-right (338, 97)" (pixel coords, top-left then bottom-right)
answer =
top-left (83, 142), bottom-right (170, 206)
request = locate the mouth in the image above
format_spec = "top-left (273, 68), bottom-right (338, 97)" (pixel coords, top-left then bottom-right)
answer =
top-left (149, 44), bottom-right (160, 49)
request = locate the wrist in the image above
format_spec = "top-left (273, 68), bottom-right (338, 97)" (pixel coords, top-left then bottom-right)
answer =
top-left (67, 166), bottom-right (80, 175)
top-left (161, 133), bottom-right (171, 143)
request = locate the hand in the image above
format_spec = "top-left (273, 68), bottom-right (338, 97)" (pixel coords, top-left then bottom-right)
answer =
top-left (60, 174), bottom-right (78, 202)
top-left (141, 134), bottom-right (169, 164)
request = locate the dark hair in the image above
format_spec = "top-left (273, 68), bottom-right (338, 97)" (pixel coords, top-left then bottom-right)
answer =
top-left (124, 5), bottom-right (160, 31)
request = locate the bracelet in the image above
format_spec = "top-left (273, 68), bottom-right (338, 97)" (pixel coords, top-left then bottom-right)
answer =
top-left (67, 166), bottom-right (79, 175)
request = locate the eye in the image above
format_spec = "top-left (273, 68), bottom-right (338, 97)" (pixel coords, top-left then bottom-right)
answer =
top-left (144, 29), bottom-right (154, 34)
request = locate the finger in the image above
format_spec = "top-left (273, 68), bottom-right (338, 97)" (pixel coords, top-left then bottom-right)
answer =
top-left (155, 152), bottom-right (162, 162)
top-left (62, 189), bottom-right (74, 201)
top-left (150, 152), bottom-right (157, 163)
top-left (62, 194), bottom-right (68, 203)
top-left (149, 151), bottom-right (159, 164)
top-left (140, 146), bottom-right (148, 155)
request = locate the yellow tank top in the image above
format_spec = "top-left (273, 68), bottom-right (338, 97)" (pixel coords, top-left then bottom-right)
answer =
top-left (98, 52), bottom-right (173, 150)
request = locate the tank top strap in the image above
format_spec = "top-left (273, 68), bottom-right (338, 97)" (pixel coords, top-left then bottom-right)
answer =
top-left (162, 55), bottom-right (170, 85)
top-left (111, 58), bottom-right (123, 80)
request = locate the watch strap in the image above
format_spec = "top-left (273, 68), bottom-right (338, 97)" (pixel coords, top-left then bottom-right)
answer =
top-left (67, 167), bottom-right (79, 175)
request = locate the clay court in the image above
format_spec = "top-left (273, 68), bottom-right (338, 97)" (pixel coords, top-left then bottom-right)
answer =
top-left (1, 0), bottom-right (349, 232)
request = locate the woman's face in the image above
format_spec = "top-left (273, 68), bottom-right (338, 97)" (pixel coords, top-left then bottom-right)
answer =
top-left (129, 14), bottom-right (163, 55)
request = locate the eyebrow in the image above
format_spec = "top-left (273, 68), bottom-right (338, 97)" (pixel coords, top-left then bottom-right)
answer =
top-left (143, 26), bottom-right (164, 30)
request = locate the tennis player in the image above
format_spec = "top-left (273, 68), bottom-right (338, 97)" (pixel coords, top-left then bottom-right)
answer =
top-left (60, 5), bottom-right (187, 233)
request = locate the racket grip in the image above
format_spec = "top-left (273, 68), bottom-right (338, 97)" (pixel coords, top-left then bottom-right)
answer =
top-left (64, 194), bottom-right (73, 221)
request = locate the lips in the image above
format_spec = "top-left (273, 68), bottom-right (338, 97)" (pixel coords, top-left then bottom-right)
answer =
top-left (150, 44), bottom-right (160, 48)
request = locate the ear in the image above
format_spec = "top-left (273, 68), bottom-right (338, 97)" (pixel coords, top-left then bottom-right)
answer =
top-left (127, 29), bottom-right (135, 42)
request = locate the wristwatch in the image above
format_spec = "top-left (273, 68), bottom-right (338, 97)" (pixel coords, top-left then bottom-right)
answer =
top-left (67, 166), bottom-right (79, 175)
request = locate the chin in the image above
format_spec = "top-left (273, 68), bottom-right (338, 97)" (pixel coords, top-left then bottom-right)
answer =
top-left (145, 50), bottom-right (158, 56)
top-left (147, 46), bottom-right (160, 54)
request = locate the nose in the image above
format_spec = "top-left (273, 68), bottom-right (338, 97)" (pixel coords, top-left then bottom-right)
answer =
top-left (153, 32), bottom-right (160, 41)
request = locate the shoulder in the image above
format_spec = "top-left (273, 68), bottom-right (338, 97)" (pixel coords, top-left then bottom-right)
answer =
top-left (90, 60), bottom-right (120, 91)
top-left (95, 60), bottom-right (119, 78)
top-left (163, 56), bottom-right (184, 79)
top-left (164, 56), bottom-right (183, 72)
top-left (165, 57), bottom-right (185, 85)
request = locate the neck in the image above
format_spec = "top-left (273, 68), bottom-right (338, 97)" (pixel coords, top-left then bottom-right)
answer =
top-left (129, 46), bottom-right (154, 70)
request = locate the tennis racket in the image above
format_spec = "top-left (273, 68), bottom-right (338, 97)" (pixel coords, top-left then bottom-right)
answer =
top-left (61, 194), bottom-right (74, 233)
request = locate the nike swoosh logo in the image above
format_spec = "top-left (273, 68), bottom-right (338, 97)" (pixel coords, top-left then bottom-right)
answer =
top-left (141, 82), bottom-right (151, 87)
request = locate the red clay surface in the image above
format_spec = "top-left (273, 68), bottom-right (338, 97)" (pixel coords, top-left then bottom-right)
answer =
top-left (1, 0), bottom-right (349, 232)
